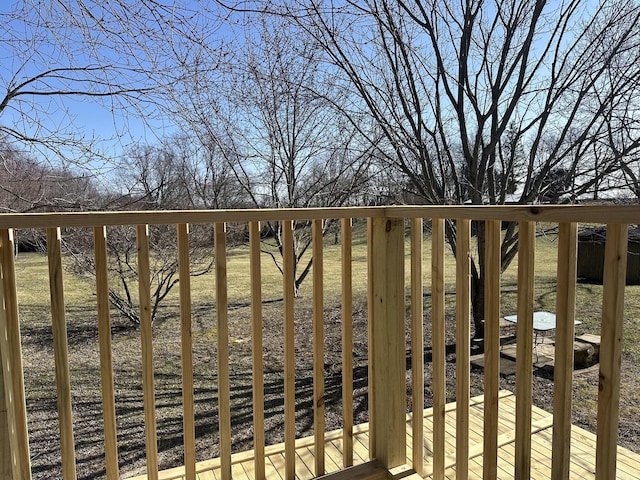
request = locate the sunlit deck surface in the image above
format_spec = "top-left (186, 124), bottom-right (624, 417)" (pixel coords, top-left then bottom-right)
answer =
top-left (126, 390), bottom-right (640, 480)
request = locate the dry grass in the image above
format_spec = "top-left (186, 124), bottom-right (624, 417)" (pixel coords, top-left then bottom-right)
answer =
top-left (12, 222), bottom-right (640, 478)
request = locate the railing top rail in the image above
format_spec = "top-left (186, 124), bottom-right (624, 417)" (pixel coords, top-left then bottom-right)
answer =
top-left (0, 204), bottom-right (638, 229)
top-left (0, 207), bottom-right (386, 229)
top-left (392, 204), bottom-right (640, 224)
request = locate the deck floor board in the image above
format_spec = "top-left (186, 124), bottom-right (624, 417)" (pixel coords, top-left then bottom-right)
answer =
top-left (125, 391), bottom-right (640, 480)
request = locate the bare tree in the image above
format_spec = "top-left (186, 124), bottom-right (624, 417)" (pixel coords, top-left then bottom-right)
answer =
top-left (0, 0), bottom-right (234, 186)
top-left (169, 11), bottom-right (373, 293)
top-left (287, 0), bottom-right (640, 335)
top-left (67, 141), bottom-right (221, 326)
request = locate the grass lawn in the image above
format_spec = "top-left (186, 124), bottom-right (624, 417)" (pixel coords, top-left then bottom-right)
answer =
top-left (12, 223), bottom-right (640, 479)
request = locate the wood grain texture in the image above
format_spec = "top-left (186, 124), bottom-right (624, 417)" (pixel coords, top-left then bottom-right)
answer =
top-left (366, 218), bottom-right (375, 460)
top-left (93, 226), bottom-right (119, 480)
top-left (136, 224), bottom-right (159, 480)
top-left (0, 228), bottom-right (31, 480)
top-left (596, 223), bottom-right (628, 480)
top-left (515, 221), bottom-right (535, 480)
top-left (250, 221), bottom-right (266, 479)
top-left (282, 220), bottom-right (296, 480)
top-left (0, 267), bottom-right (16, 480)
top-left (410, 218), bottom-right (424, 475)
top-left (455, 218), bottom-right (471, 480)
top-left (2, 204), bottom-right (640, 229)
top-left (47, 227), bottom-right (77, 480)
top-left (312, 219), bottom-right (325, 476)
top-left (369, 217), bottom-right (406, 468)
top-left (552, 222), bottom-right (578, 480)
top-left (340, 218), bottom-right (354, 468)
top-left (483, 219), bottom-right (501, 479)
top-left (129, 389), bottom-right (640, 480)
top-left (177, 224), bottom-right (196, 480)
top-left (214, 223), bottom-right (231, 480)
top-left (430, 218), bottom-right (446, 480)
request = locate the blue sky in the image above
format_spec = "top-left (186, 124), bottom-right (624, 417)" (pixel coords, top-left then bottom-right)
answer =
top-left (0, 0), bottom-right (182, 163)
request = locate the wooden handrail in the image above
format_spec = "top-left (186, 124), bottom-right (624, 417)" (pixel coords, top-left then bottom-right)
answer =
top-left (0, 204), bottom-right (639, 230)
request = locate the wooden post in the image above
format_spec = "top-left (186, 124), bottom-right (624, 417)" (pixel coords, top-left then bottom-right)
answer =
top-left (368, 217), bottom-right (406, 468)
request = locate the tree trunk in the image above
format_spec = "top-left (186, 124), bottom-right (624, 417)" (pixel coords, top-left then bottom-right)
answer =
top-left (472, 221), bottom-right (486, 340)
top-left (471, 272), bottom-right (485, 339)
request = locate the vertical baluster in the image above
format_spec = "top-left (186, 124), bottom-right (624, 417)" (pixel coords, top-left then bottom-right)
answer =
top-left (515, 221), bottom-right (535, 479)
top-left (282, 220), bottom-right (296, 480)
top-left (312, 219), bottom-right (325, 476)
top-left (552, 222), bottom-right (578, 480)
top-left (431, 218), bottom-right (445, 480)
top-left (411, 218), bottom-right (424, 475)
top-left (455, 219), bottom-right (471, 479)
top-left (249, 221), bottom-right (265, 479)
top-left (311, 219), bottom-right (325, 476)
top-left (136, 224), bottom-right (158, 479)
top-left (214, 222), bottom-right (231, 480)
top-left (341, 218), bottom-right (353, 468)
top-left (366, 218), bottom-right (375, 460)
top-left (46, 227), bottom-right (77, 480)
top-left (483, 220), bottom-right (501, 479)
top-left (93, 226), bottom-right (119, 480)
top-left (0, 229), bottom-right (31, 480)
top-left (177, 224), bottom-right (196, 480)
top-left (595, 223), bottom-right (627, 479)
top-left (0, 321), bottom-right (12, 478)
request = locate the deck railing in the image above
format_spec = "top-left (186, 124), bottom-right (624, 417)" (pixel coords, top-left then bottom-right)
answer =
top-left (0, 205), bottom-right (637, 480)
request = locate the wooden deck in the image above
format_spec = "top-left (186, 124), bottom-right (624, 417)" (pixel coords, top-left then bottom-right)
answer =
top-left (126, 390), bottom-right (640, 480)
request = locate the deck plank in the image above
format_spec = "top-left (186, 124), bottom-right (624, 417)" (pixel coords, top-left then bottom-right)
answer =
top-left (126, 391), bottom-right (640, 480)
